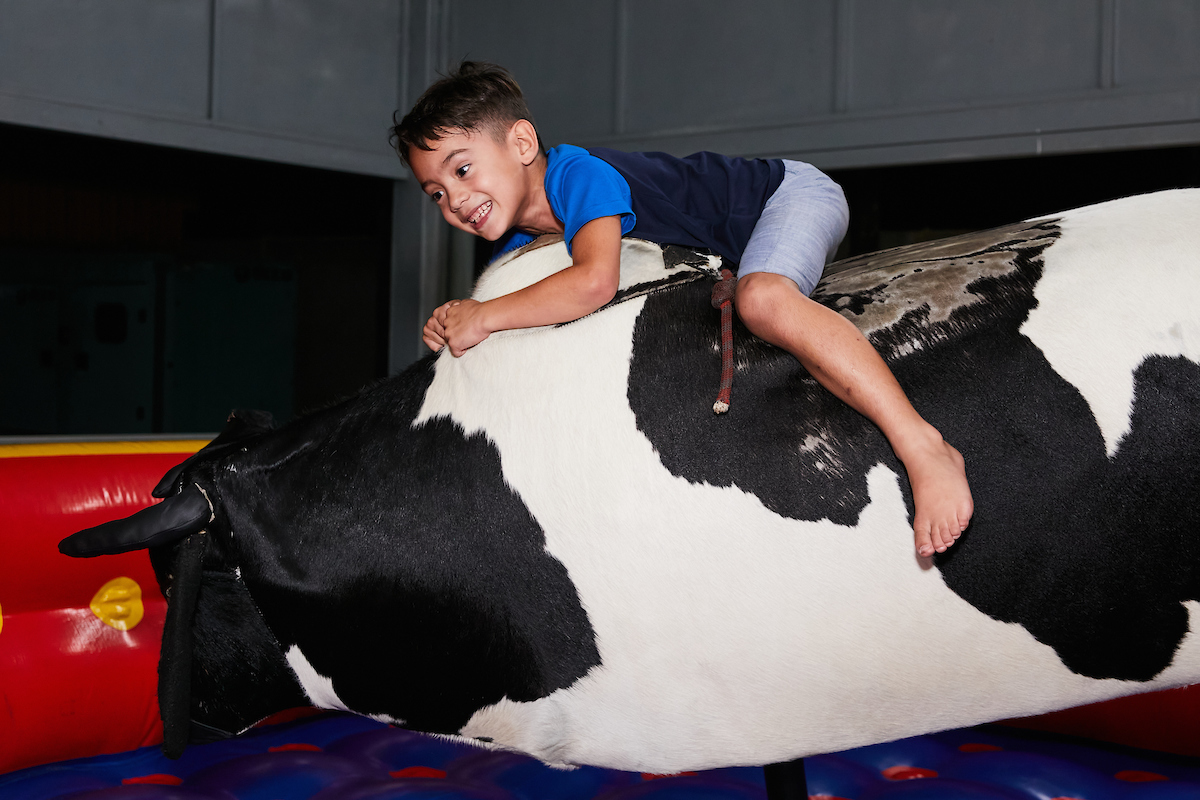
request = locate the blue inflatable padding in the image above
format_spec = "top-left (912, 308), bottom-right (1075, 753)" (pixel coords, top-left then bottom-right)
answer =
top-left (834, 732), bottom-right (958, 773)
top-left (453, 751), bottom-right (640, 798)
top-left (801, 753), bottom-right (880, 799)
top-left (5, 713), bottom-right (1200, 800)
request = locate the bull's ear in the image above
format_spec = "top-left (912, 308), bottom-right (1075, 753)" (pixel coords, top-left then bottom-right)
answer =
top-left (151, 462), bottom-right (190, 499)
top-left (59, 484), bottom-right (213, 558)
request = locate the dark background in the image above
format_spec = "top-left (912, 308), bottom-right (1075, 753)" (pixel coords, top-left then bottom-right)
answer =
top-left (3, 120), bottom-right (1199, 435)
top-left (1, 122), bottom-right (392, 435)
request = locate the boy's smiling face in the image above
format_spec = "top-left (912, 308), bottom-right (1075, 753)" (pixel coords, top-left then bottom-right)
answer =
top-left (408, 121), bottom-right (546, 241)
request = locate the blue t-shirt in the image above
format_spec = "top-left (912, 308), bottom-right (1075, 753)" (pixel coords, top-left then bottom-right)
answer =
top-left (493, 145), bottom-right (784, 264)
top-left (493, 145), bottom-right (635, 257)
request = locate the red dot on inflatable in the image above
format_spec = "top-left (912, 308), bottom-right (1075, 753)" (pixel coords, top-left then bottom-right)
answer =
top-left (641, 772), bottom-right (698, 781)
top-left (391, 766), bottom-right (447, 779)
top-left (1115, 770), bottom-right (1169, 782)
top-left (256, 706), bottom-right (327, 727)
top-left (882, 766), bottom-right (938, 780)
top-left (268, 743), bottom-right (322, 752)
top-left (958, 743), bottom-right (1003, 752)
top-left (122, 774), bottom-right (183, 785)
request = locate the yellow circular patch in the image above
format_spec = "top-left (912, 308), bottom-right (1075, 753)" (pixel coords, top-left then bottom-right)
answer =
top-left (90, 577), bottom-right (144, 631)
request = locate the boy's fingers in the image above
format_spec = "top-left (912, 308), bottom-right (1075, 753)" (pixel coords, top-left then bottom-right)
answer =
top-left (422, 329), bottom-right (445, 351)
top-left (434, 300), bottom-right (462, 324)
top-left (423, 315), bottom-right (447, 352)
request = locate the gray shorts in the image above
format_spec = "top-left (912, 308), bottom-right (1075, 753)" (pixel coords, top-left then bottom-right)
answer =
top-left (738, 160), bottom-right (849, 296)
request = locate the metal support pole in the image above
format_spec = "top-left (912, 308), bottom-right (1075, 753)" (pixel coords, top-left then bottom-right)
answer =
top-left (763, 757), bottom-right (808, 800)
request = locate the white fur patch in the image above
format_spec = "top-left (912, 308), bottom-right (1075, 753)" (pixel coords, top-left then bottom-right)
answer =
top-left (477, 236), bottom-right (719, 304)
top-left (413, 204), bottom-right (1200, 771)
top-left (285, 644), bottom-right (351, 713)
top-left (1023, 189), bottom-right (1200, 455)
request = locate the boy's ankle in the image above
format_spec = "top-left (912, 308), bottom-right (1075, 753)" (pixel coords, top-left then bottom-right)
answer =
top-left (892, 420), bottom-right (946, 464)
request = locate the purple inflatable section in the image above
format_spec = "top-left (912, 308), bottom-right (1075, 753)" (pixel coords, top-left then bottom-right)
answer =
top-left (3, 713), bottom-right (1200, 800)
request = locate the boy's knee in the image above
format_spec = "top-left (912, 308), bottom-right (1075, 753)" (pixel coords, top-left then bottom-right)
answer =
top-left (733, 274), bottom-right (765, 325)
top-left (734, 272), bottom-right (790, 326)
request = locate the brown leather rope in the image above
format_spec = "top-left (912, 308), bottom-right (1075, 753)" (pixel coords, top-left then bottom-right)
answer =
top-left (710, 269), bottom-right (737, 414)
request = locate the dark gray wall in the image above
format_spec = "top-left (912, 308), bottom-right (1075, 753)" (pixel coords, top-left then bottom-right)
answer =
top-left (3, 0), bottom-right (1198, 368)
top-left (0, 0), bottom-right (407, 177)
top-left (450, 0), bottom-right (1200, 167)
top-left (6, 1), bottom-right (1198, 177)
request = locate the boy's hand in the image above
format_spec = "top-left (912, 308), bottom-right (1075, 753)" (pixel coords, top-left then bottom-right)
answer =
top-left (423, 216), bottom-right (623, 356)
top-left (423, 301), bottom-right (454, 352)
top-left (442, 299), bottom-right (491, 356)
top-left (423, 299), bottom-right (492, 355)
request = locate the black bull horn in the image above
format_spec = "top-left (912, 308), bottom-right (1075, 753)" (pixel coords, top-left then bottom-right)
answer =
top-left (59, 483), bottom-right (212, 557)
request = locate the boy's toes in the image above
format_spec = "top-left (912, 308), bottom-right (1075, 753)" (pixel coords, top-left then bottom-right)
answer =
top-left (932, 521), bottom-right (961, 553)
top-left (958, 496), bottom-right (975, 532)
top-left (932, 524), bottom-right (949, 553)
top-left (914, 521), bottom-right (935, 557)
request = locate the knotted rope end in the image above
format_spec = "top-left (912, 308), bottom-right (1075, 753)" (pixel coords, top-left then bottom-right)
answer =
top-left (711, 268), bottom-right (737, 414)
top-left (710, 268), bottom-right (737, 308)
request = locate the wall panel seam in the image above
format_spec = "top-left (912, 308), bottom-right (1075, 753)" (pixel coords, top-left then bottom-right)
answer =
top-left (614, 0), bottom-right (629, 135)
top-left (834, 0), bottom-right (853, 113)
top-left (207, 0), bottom-right (219, 121)
top-left (0, 89), bottom-right (400, 154)
top-left (573, 84), bottom-right (1200, 145)
top-left (1099, 0), bottom-right (1117, 90)
top-left (399, 0), bottom-right (410, 120)
top-left (769, 117), bottom-right (1200, 154)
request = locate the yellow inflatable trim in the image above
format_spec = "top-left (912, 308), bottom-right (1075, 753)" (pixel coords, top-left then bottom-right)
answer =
top-left (0, 440), bottom-right (210, 458)
top-left (90, 577), bottom-right (145, 631)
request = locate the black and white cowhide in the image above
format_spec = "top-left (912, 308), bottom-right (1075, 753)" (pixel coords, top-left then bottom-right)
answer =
top-left (62, 189), bottom-right (1200, 773)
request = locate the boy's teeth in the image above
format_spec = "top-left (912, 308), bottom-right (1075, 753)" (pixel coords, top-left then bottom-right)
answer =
top-left (469, 201), bottom-right (491, 224)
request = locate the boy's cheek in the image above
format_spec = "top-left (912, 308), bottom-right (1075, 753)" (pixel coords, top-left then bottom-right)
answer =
top-left (441, 210), bottom-right (468, 231)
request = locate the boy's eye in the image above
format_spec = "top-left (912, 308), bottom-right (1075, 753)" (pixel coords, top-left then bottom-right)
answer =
top-left (455, 164), bottom-right (470, 178)
top-left (429, 190), bottom-right (444, 203)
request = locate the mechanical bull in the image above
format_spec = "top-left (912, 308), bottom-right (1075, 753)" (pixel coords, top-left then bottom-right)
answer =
top-left (61, 189), bottom-right (1200, 773)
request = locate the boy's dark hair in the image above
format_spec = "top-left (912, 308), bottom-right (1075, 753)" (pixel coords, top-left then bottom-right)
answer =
top-left (391, 61), bottom-right (542, 167)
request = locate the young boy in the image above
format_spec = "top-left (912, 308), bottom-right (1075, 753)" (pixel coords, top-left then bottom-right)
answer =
top-left (392, 62), bottom-right (972, 558)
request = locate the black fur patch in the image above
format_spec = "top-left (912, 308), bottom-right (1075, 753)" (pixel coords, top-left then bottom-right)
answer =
top-left (149, 545), bottom-right (307, 736)
top-left (181, 356), bottom-right (600, 734)
top-left (628, 222), bottom-right (1200, 681)
top-left (662, 244), bottom-right (715, 270)
top-left (938, 354), bottom-right (1200, 680)
top-left (629, 275), bottom-right (887, 526)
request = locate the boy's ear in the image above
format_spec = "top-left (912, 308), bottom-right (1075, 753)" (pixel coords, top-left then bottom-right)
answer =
top-left (510, 119), bottom-right (540, 166)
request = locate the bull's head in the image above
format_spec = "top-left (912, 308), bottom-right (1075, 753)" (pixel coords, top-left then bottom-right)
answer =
top-left (56, 351), bottom-right (603, 761)
top-left (59, 410), bottom-right (309, 758)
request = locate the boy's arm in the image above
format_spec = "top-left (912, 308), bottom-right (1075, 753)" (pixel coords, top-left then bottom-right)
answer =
top-left (438, 215), bottom-right (622, 356)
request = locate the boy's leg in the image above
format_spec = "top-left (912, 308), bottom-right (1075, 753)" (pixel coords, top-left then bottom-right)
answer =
top-left (735, 271), bottom-right (973, 557)
top-left (738, 160), bottom-right (972, 555)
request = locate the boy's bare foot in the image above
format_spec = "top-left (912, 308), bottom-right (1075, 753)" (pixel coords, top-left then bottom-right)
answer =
top-left (899, 431), bottom-right (973, 558)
